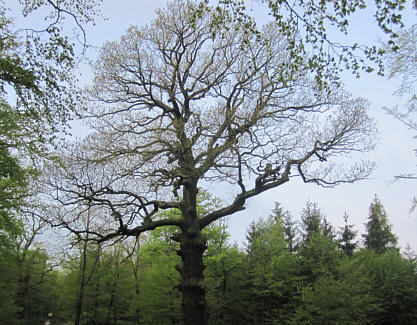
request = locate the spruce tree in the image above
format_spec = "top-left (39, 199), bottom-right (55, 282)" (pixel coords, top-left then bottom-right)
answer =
top-left (363, 196), bottom-right (398, 254)
top-left (300, 202), bottom-right (321, 242)
top-left (300, 201), bottom-right (331, 245)
top-left (338, 213), bottom-right (358, 257)
top-left (272, 202), bottom-right (297, 253)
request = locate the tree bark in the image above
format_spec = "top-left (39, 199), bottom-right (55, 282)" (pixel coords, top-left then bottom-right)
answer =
top-left (74, 238), bottom-right (88, 325)
top-left (178, 181), bottom-right (208, 325)
top-left (178, 230), bottom-right (208, 325)
top-left (75, 212), bottom-right (92, 325)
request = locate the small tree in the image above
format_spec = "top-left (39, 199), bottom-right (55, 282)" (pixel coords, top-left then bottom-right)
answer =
top-left (363, 196), bottom-right (398, 254)
top-left (272, 202), bottom-right (297, 253)
top-left (337, 213), bottom-right (358, 257)
top-left (42, 1), bottom-right (376, 324)
top-left (299, 201), bottom-right (334, 244)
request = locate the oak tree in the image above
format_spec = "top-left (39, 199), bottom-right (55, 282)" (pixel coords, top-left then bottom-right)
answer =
top-left (42, 1), bottom-right (376, 324)
top-left (0, 1), bottom-right (100, 322)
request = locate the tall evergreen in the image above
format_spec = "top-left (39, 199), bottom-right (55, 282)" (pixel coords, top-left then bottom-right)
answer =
top-left (300, 201), bottom-right (323, 245)
top-left (299, 201), bottom-right (335, 244)
top-left (271, 202), bottom-right (297, 253)
top-left (338, 213), bottom-right (358, 257)
top-left (298, 202), bottom-right (341, 284)
top-left (363, 196), bottom-right (398, 254)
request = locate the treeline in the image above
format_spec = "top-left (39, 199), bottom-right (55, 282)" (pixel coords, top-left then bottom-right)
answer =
top-left (2, 196), bottom-right (417, 325)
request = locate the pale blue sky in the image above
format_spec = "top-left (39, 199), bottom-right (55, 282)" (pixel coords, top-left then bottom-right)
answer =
top-left (10, 0), bottom-right (417, 251)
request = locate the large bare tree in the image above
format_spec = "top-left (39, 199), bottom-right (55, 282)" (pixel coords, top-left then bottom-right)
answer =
top-left (41, 1), bottom-right (376, 324)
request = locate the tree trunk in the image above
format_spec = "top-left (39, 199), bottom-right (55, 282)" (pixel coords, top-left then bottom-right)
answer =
top-left (133, 272), bottom-right (140, 323)
top-left (91, 275), bottom-right (100, 325)
top-left (74, 238), bottom-right (88, 325)
top-left (75, 213), bottom-right (92, 325)
top-left (130, 248), bottom-right (141, 323)
top-left (178, 230), bottom-right (208, 325)
top-left (178, 180), bottom-right (208, 325)
top-left (220, 257), bottom-right (227, 321)
top-left (106, 292), bottom-right (114, 324)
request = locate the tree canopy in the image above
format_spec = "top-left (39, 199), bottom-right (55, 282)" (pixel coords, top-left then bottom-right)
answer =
top-left (38, 1), bottom-right (379, 324)
top-left (43, 0), bottom-right (376, 241)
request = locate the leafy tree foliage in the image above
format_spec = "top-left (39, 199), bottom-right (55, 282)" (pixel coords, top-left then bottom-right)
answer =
top-left (137, 229), bottom-right (182, 325)
top-left (299, 201), bottom-right (336, 245)
top-left (209, 0), bottom-right (407, 85)
top-left (0, 0), bottom-right (100, 152)
top-left (245, 214), bottom-right (302, 324)
top-left (205, 245), bottom-right (248, 325)
top-left (359, 249), bottom-right (417, 325)
top-left (271, 202), bottom-right (297, 252)
top-left (293, 256), bottom-right (379, 325)
top-left (0, 246), bottom-right (20, 324)
top-left (298, 231), bottom-right (341, 283)
top-left (0, 0), bottom-right (102, 220)
top-left (299, 201), bottom-right (324, 243)
top-left (0, 2), bottom-right (100, 321)
top-left (0, 146), bottom-right (26, 247)
top-left (15, 247), bottom-right (58, 322)
top-left (1, 198), bottom-right (416, 325)
top-left (384, 24), bottom-right (417, 118)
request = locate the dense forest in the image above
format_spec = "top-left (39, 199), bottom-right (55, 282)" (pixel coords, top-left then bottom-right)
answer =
top-left (3, 195), bottom-right (417, 325)
top-left (1, 0), bottom-right (416, 324)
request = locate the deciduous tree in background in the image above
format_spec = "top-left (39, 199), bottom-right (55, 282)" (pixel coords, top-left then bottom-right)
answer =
top-left (1, 1), bottom-right (100, 322)
top-left (41, 1), bottom-right (377, 324)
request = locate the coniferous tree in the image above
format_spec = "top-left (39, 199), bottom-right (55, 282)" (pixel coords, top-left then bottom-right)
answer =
top-left (204, 228), bottom-right (249, 325)
top-left (298, 202), bottom-right (341, 282)
top-left (337, 213), bottom-right (358, 257)
top-left (245, 214), bottom-right (301, 324)
top-left (300, 201), bottom-right (323, 245)
top-left (272, 202), bottom-right (297, 253)
top-left (363, 196), bottom-right (398, 254)
top-left (299, 201), bottom-right (335, 245)
top-left (293, 253), bottom-right (379, 325)
top-left (360, 249), bottom-right (417, 325)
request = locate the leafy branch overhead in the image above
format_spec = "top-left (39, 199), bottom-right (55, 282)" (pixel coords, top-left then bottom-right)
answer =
top-left (1, 0), bottom-right (102, 153)
top-left (207, 0), bottom-right (407, 85)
